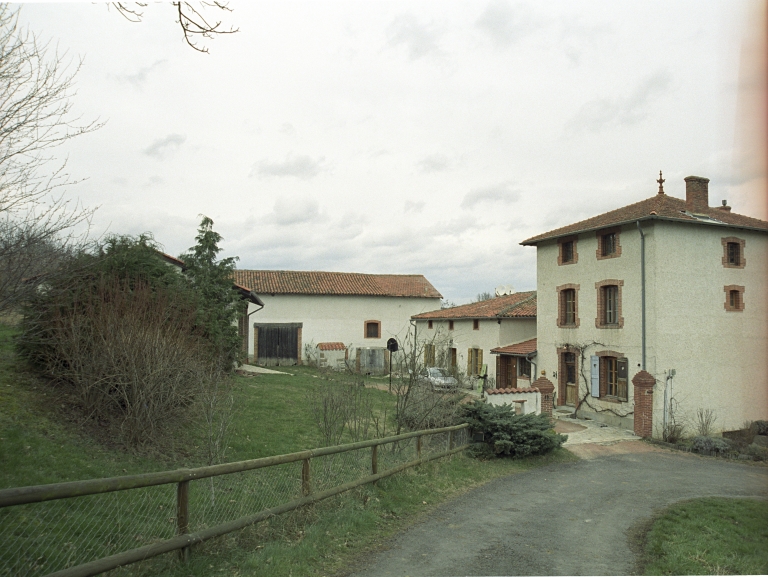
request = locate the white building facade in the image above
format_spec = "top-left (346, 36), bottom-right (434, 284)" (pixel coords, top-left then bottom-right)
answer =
top-left (411, 292), bottom-right (537, 386)
top-left (522, 175), bottom-right (768, 436)
top-left (233, 270), bottom-right (442, 371)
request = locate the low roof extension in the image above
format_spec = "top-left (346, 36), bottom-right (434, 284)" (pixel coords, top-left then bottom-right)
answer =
top-left (412, 291), bottom-right (536, 320)
top-left (232, 270), bottom-right (442, 299)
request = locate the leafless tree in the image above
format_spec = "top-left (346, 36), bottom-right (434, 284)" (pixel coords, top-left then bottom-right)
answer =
top-left (111, 2), bottom-right (238, 53)
top-left (0, 4), bottom-right (99, 313)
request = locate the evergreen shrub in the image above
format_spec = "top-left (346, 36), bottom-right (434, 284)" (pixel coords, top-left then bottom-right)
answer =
top-left (462, 401), bottom-right (567, 459)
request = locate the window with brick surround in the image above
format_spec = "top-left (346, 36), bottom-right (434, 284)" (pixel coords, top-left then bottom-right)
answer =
top-left (596, 227), bottom-right (622, 260)
top-left (595, 351), bottom-right (628, 401)
top-left (595, 279), bottom-right (624, 328)
top-left (721, 237), bottom-right (746, 269)
top-left (557, 236), bottom-right (578, 265)
top-left (556, 284), bottom-right (580, 328)
top-left (724, 285), bottom-right (745, 312)
top-left (364, 320), bottom-right (381, 338)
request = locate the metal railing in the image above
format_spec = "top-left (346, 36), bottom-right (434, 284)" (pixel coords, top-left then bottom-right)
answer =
top-left (0, 423), bottom-right (469, 577)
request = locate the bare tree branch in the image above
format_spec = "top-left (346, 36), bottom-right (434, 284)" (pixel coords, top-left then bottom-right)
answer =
top-left (110, 2), bottom-right (238, 53)
top-left (0, 4), bottom-right (100, 313)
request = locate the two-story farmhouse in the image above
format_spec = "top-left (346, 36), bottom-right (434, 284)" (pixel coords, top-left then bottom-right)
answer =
top-left (521, 175), bottom-right (767, 437)
top-left (411, 291), bottom-right (537, 386)
top-left (232, 270), bottom-right (442, 370)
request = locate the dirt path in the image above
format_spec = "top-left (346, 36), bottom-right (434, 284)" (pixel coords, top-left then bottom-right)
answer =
top-left (343, 442), bottom-right (768, 576)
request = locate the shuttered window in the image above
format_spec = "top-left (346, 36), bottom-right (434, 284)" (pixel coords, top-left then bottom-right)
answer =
top-left (424, 344), bottom-right (436, 367)
top-left (365, 321), bottom-right (380, 338)
top-left (467, 348), bottom-right (483, 376)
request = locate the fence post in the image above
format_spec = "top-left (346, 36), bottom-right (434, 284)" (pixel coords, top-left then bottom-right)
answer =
top-left (371, 444), bottom-right (378, 475)
top-left (302, 458), bottom-right (311, 496)
top-left (416, 435), bottom-right (422, 460)
top-left (176, 480), bottom-right (190, 562)
top-left (449, 430), bottom-right (454, 450)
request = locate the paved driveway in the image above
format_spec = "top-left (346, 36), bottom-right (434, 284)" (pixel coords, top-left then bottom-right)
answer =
top-left (344, 441), bottom-right (768, 576)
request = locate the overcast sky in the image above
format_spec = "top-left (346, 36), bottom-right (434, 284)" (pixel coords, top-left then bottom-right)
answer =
top-left (15, 1), bottom-right (767, 303)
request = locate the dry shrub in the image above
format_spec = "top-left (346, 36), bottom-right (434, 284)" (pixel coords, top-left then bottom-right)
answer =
top-left (22, 275), bottom-right (225, 446)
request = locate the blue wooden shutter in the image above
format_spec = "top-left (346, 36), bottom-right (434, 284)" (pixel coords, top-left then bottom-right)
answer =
top-left (590, 355), bottom-right (600, 397)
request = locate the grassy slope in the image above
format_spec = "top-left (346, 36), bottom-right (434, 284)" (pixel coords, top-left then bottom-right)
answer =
top-left (642, 497), bottom-right (768, 575)
top-left (0, 322), bottom-right (576, 576)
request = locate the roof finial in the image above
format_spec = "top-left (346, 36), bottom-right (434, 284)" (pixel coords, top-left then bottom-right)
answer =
top-left (657, 170), bottom-right (665, 194)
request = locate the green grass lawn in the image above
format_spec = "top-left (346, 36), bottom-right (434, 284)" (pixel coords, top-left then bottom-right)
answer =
top-left (643, 497), bottom-right (768, 575)
top-left (0, 322), bottom-right (577, 576)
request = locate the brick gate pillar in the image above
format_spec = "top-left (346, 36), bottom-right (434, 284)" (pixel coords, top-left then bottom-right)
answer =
top-left (532, 375), bottom-right (555, 418)
top-left (632, 370), bottom-right (655, 438)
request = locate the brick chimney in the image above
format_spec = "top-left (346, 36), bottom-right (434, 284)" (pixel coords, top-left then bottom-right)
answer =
top-left (684, 176), bottom-right (710, 213)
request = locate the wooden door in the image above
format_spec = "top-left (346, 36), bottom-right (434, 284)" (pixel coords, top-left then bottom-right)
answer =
top-left (564, 352), bottom-right (577, 406)
top-left (255, 323), bottom-right (301, 366)
top-left (497, 356), bottom-right (517, 389)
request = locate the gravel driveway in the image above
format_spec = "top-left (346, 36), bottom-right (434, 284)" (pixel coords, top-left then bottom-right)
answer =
top-left (344, 441), bottom-right (768, 576)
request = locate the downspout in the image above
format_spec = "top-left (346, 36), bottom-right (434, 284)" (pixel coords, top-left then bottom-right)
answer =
top-left (636, 221), bottom-right (646, 370)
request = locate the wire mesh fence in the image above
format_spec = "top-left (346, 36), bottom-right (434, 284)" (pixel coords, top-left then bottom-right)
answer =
top-left (0, 424), bottom-right (469, 577)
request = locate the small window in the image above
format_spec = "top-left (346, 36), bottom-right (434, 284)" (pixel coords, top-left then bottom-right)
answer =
top-left (727, 242), bottom-right (740, 266)
top-left (603, 285), bottom-right (619, 325)
top-left (601, 233), bottom-right (616, 256)
top-left (365, 321), bottom-right (380, 339)
top-left (724, 285), bottom-right (745, 312)
top-left (518, 357), bottom-right (531, 378)
top-left (428, 320), bottom-right (433, 329)
top-left (450, 347), bottom-right (457, 368)
top-left (449, 320), bottom-right (454, 331)
top-left (562, 241), bottom-right (574, 263)
top-left (561, 289), bottom-right (576, 325)
top-left (722, 237), bottom-right (746, 269)
top-left (468, 348), bottom-right (483, 376)
top-left (473, 319), bottom-right (479, 330)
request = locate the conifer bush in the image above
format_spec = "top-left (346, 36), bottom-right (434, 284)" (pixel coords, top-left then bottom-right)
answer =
top-left (462, 401), bottom-right (567, 458)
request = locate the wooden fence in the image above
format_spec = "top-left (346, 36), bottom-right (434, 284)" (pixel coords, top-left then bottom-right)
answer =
top-left (0, 423), bottom-right (470, 577)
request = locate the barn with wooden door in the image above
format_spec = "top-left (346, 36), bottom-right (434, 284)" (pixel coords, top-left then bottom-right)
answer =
top-left (232, 270), bottom-right (442, 367)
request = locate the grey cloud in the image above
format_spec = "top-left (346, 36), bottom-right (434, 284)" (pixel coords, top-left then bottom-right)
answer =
top-left (252, 154), bottom-right (324, 179)
top-left (476, 0), bottom-right (536, 48)
top-left (417, 154), bottom-right (450, 173)
top-left (404, 200), bottom-right (425, 213)
top-left (386, 14), bottom-right (441, 60)
top-left (143, 134), bottom-right (186, 160)
top-left (123, 60), bottom-right (167, 88)
top-left (567, 71), bottom-right (671, 134)
top-left (461, 183), bottom-right (520, 208)
top-left (272, 197), bottom-right (320, 225)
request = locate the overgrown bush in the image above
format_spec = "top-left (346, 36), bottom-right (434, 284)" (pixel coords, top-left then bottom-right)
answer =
top-left (691, 436), bottom-right (731, 455)
top-left (16, 234), bottom-right (234, 447)
top-left (462, 401), bottom-right (566, 458)
top-left (398, 384), bottom-right (463, 430)
top-left (750, 420), bottom-right (768, 436)
top-left (694, 408), bottom-right (717, 437)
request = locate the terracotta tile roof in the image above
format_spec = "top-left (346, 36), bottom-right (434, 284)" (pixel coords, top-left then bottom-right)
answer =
top-left (521, 193), bottom-right (768, 245)
top-left (317, 342), bottom-right (346, 351)
top-left (231, 270), bottom-right (442, 298)
top-left (485, 387), bottom-right (539, 395)
top-left (412, 291), bottom-right (536, 320)
top-left (491, 338), bottom-right (537, 356)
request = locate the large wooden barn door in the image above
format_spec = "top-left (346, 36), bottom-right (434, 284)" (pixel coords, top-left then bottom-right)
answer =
top-left (255, 323), bottom-right (301, 366)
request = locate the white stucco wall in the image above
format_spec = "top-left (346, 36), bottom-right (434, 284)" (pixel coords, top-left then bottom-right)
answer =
top-left (486, 390), bottom-right (541, 414)
top-left (534, 218), bottom-right (768, 436)
top-left (415, 317), bottom-right (536, 382)
top-left (245, 294), bottom-right (441, 364)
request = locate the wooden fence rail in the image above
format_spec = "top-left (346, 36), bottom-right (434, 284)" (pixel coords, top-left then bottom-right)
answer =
top-left (0, 423), bottom-right (470, 577)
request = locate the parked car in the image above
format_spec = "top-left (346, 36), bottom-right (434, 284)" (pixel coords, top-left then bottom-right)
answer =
top-left (420, 367), bottom-right (458, 391)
